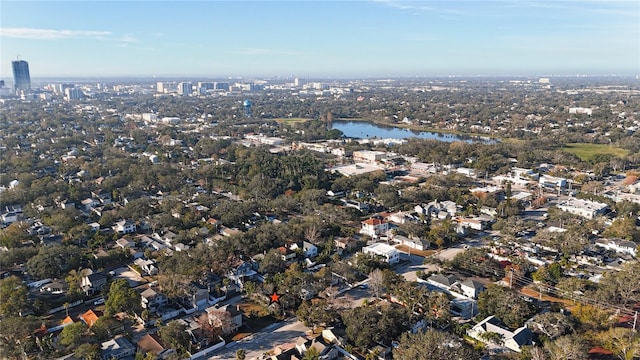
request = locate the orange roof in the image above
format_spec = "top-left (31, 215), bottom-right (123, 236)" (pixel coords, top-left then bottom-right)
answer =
top-left (80, 309), bottom-right (100, 328)
top-left (61, 316), bottom-right (74, 325)
top-left (362, 218), bottom-right (386, 226)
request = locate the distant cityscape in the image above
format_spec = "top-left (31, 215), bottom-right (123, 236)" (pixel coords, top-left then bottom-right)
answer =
top-left (1, 55), bottom-right (639, 360)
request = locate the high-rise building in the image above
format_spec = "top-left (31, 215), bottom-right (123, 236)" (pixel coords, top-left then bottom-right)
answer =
top-left (156, 82), bottom-right (165, 93)
top-left (64, 87), bottom-right (84, 100)
top-left (197, 82), bottom-right (214, 90)
top-left (12, 60), bottom-right (31, 93)
top-left (178, 82), bottom-right (192, 96)
top-left (214, 82), bottom-right (230, 91)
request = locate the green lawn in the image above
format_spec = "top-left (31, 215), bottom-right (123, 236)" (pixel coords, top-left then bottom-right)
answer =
top-left (563, 143), bottom-right (629, 161)
top-left (273, 117), bottom-right (312, 124)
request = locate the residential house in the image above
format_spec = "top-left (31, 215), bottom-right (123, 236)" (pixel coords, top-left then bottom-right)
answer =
top-left (303, 241), bottom-right (318, 258)
top-left (427, 274), bottom-right (459, 292)
top-left (134, 258), bottom-right (159, 276)
top-left (81, 272), bottom-right (107, 295)
top-left (595, 238), bottom-right (637, 257)
top-left (467, 315), bottom-right (533, 352)
top-left (80, 309), bottom-right (101, 328)
top-left (362, 243), bottom-right (400, 264)
top-left (393, 235), bottom-right (429, 251)
top-left (116, 237), bottom-right (135, 250)
top-left (81, 198), bottom-right (100, 211)
top-left (360, 218), bottom-right (389, 238)
top-left (40, 279), bottom-right (68, 295)
top-left (136, 333), bottom-right (176, 360)
top-left (227, 260), bottom-right (259, 288)
top-left (1, 211), bottom-right (19, 225)
top-left (140, 288), bottom-right (168, 312)
top-left (113, 219), bottom-right (137, 234)
top-left (341, 198), bottom-right (371, 211)
top-left (205, 304), bottom-right (243, 335)
top-left (88, 222), bottom-right (101, 232)
top-left (386, 211), bottom-right (414, 225)
top-left (277, 246), bottom-right (297, 262)
top-left (101, 336), bottom-right (136, 360)
top-left (92, 191), bottom-right (113, 205)
top-left (291, 241), bottom-right (318, 259)
top-left (459, 279), bottom-right (485, 299)
top-left (334, 237), bottom-right (358, 255)
top-left (183, 283), bottom-right (210, 311)
top-left (293, 336), bottom-right (339, 360)
top-left (220, 227), bottom-right (243, 237)
top-left (457, 216), bottom-right (491, 231)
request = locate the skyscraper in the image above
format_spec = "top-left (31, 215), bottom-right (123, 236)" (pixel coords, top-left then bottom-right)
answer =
top-left (12, 60), bottom-right (31, 93)
top-left (178, 82), bottom-right (192, 96)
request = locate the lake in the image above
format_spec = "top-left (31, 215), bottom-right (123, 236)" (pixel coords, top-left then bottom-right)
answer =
top-left (331, 121), bottom-right (497, 143)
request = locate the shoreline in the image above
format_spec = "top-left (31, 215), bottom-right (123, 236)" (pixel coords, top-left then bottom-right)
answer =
top-left (333, 117), bottom-right (508, 142)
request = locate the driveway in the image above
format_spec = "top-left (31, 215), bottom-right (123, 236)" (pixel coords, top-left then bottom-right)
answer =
top-left (204, 319), bottom-right (310, 360)
top-left (393, 252), bottom-right (439, 281)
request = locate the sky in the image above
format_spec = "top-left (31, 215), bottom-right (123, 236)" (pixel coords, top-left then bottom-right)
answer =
top-left (1, 0), bottom-right (639, 78)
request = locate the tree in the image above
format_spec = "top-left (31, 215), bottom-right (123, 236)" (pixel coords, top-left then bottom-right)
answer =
top-left (599, 327), bottom-right (640, 360)
top-left (236, 349), bottom-right (246, 360)
top-left (595, 262), bottom-right (640, 306)
top-left (0, 316), bottom-right (40, 360)
top-left (26, 245), bottom-right (83, 279)
top-left (368, 268), bottom-right (385, 298)
top-left (59, 321), bottom-right (87, 348)
top-left (259, 249), bottom-right (287, 274)
top-left (342, 305), bottom-right (408, 350)
top-left (528, 312), bottom-right (575, 340)
top-left (603, 216), bottom-right (640, 242)
top-left (302, 346), bottom-right (320, 360)
top-left (105, 279), bottom-right (141, 316)
top-left (393, 329), bottom-right (480, 359)
top-left (75, 343), bottom-right (101, 360)
top-left (91, 316), bottom-right (123, 340)
top-left (477, 284), bottom-right (536, 329)
top-left (159, 320), bottom-right (191, 355)
top-left (0, 276), bottom-right (29, 317)
top-left (0, 221), bottom-right (32, 248)
top-left (543, 335), bottom-right (588, 360)
top-left (295, 298), bottom-right (339, 328)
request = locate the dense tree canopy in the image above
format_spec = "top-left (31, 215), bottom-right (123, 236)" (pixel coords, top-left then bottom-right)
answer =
top-left (27, 245), bottom-right (84, 280)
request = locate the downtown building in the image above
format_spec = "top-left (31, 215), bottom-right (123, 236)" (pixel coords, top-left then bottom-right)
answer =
top-left (12, 60), bottom-right (31, 94)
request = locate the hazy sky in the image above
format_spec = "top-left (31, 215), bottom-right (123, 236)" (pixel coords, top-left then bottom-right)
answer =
top-left (1, 1), bottom-right (638, 78)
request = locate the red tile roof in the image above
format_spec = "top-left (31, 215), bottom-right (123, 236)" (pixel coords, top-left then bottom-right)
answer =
top-left (362, 218), bottom-right (387, 226)
top-left (80, 309), bottom-right (100, 328)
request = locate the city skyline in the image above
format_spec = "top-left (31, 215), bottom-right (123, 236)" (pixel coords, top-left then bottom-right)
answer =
top-left (1, 0), bottom-right (638, 79)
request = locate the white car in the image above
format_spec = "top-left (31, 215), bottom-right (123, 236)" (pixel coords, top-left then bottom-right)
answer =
top-left (93, 298), bottom-right (105, 305)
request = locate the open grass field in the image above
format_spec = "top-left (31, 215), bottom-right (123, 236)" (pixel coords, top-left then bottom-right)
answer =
top-left (563, 143), bottom-right (629, 161)
top-left (273, 117), bottom-right (312, 124)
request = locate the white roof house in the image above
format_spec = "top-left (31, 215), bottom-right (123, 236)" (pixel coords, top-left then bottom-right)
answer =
top-left (556, 198), bottom-right (608, 219)
top-left (362, 243), bottom-right (400, 264)
top-left (467, 316), bottom-right (533, 352)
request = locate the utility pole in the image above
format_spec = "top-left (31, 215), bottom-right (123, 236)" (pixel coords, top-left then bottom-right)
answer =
top-left (509, 269), bottom-right (513, 288)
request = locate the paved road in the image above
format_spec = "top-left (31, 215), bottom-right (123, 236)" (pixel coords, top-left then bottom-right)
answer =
top-left (205, 319), bottom-right (310, 360)
top-left (393, 252), bottom-right (438, 281)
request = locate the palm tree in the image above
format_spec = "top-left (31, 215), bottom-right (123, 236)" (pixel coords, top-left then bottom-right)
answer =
top-left (235, 349), bottom-right (246, 360)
